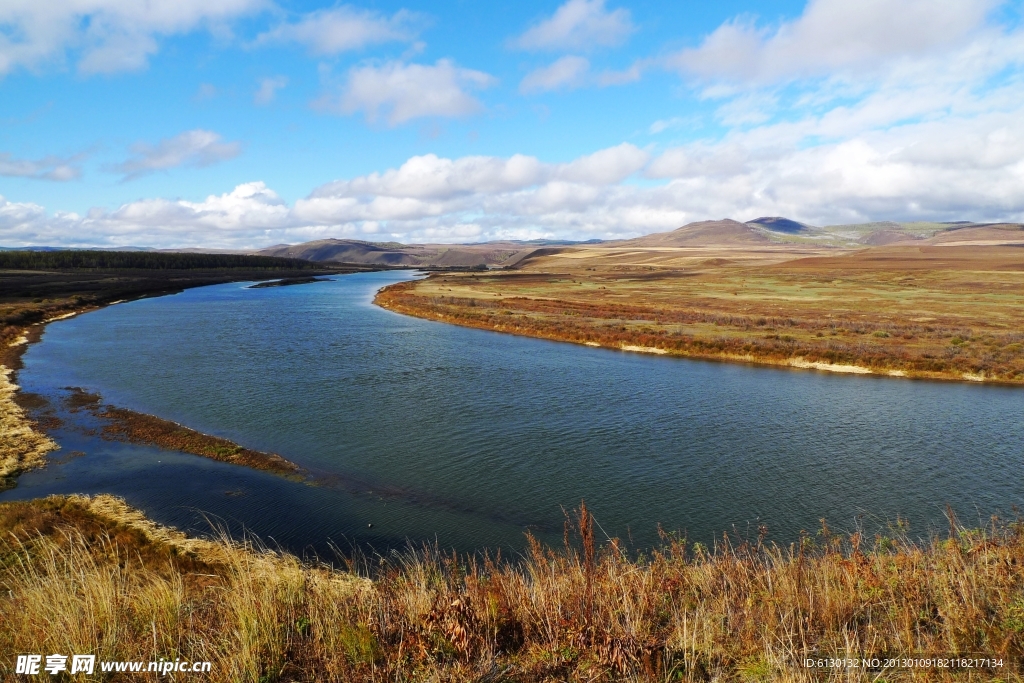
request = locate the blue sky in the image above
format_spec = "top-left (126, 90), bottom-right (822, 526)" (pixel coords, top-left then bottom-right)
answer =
top-left (1, 0), bottom-right (1023, 247)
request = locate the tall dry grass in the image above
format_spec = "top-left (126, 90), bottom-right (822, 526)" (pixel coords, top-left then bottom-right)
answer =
top-left (2, 496), bottom-right (1023, 681)
top-left (0, 363), bottom-right (58, 481)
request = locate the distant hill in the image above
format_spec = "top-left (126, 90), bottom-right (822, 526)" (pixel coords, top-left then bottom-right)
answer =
top-left (820, 221), bottom-right (1024, 246)
top-left (619, 219), bottom-right (772, 247)
top-left (258, 239), bottom-right (422, 265)
top-left (254, 238), bottom-right (592, 268)
top-left (10, 220), bottom-right (1022, 267)
top-left (745, 217), bottom-right (815, 234)
top-left (923, 223), bottom-right (1024, 246)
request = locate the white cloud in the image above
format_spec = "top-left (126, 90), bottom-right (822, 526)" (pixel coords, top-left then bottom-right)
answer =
top-left (558, 143), bottom-right (649, 184)
top-left (595, 61), bottom-right (643, 86)
top-left (6, 107), bottom-right (1024, 248)
top-left (6, 11), bottom-right (1024, 250)
top-left (110, 129), bottom-right (242, 180)
top-left (254, 75), bottom-right (288, 105)
top-left (0, 183), bottom-right (291, 248)
top-left (513, 0), bottom-right (634, 51)
top-left (519, 56), bottom-right (590, 93)
top-left (0, 0), bottom-right (266, 76)
top-left (668, 0), bottom-right (995, 85)
top-left (310, 153), bottom-right (548, 201)
top-left (254, 6), bottom-right (422, 55)
top-left (11, 82), bottom-right (1024, 249)
top-left (0, 152), bottom-right (82, 181)
top-left (641, 103), bottom-right (1024, 226)
top-left (0, 144), bottom-right (662, 247)
top-left (318, 59), bottom-right (496, 126)
top-left (194, 83), bottom-right (219, 101)
top-left (519, 56), bottom-right (644, 94)
top-left (648, 117), bottom-right (694, 134)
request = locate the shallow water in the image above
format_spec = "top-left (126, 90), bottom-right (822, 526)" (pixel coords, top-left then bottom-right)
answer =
top-left (5, 271), bottom-right (1024, 556)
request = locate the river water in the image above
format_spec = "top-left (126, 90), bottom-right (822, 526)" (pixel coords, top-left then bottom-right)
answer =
top-left (5, 271), bottom-right (1023, 556)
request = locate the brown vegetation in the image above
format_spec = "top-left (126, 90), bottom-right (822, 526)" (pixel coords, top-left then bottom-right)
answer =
top-left (64, 388), bottom-right (303, 478)
top-left (0, 364), bottom-right (58, 484)
top-left (2, 495), bottom-right (1023, 681)
top-left (376, 244), bottom-right (1024, 383)
top-left (2, 323), bottom-right (58, 484)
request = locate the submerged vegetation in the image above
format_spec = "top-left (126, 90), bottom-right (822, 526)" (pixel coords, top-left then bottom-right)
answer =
top-left (1, 496), bottom-right (1023, 681)
top-left (61, 388), bottom-right (304, 478)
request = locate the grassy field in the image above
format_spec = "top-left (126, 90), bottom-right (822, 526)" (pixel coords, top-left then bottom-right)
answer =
top-left (376, 244), bottom-right (1024, 383)
top-left (2, 495), bottom-right (1023, 682)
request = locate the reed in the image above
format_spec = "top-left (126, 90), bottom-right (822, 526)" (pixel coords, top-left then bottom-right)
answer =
top-left (2, 496), bottom-right (1022, 681)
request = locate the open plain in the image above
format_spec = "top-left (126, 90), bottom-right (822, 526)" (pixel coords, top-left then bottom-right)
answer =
top-left (376, 221), bottom-right (1024, 384)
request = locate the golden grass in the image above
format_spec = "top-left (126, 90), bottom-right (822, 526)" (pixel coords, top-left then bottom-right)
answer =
top-left (0, 363), bottom-right (58, 481)
top-left (1, 296), bottom-right (85, 483)
top-left (2, 496), bottom-right (1022, 681)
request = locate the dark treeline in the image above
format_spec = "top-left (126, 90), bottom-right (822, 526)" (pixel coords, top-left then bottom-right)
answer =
top-left (0, 250), bottom-right (320, 271)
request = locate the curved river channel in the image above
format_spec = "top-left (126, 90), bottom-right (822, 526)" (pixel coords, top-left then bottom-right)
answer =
top-left (5, 271), bottom-right (1024, 556)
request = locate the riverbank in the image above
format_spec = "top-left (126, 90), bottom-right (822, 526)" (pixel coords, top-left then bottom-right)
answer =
top-left (2, 494), bottom-right (1021, 681)
top-left (374, 244), bottom-right (1024, 385)
top-left (0, 253), bottom-right (373, 486)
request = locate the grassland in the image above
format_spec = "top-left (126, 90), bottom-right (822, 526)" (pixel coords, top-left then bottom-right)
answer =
top-left (2, 495), bottom-right (1022, 681)
top-left (376, 244), bottom-right (1024, 384)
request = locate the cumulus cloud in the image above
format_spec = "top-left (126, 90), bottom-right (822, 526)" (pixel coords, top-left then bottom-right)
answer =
top-left (559, 143), bottom-right (650, 184)
top-left (253, 6), bottom-right (422, 55)
top-left (254, 75), bottom-right (288, 105)
top-left (109, 129), bottom-right (242, 181)
top-left (519, 56), bottom-right (645, 94)
top-left (519, 56), bottom-right (590, 93)
top-left (667, 0), bottom-right (995, 85)
top-left (648, 117), bottom-right (692, 134)
top-left (0, 182), bottom-right (291, 248)
top-left (640, 104), bottom-right (1024, 225)
top-left (595, 61), bottom-right (643, 86)
top-left (318, 59), bottom-right (496, 126)
top-left (0, 144), bottom-right (661, 248)
top-left (0, 0), bottom-right (265, 76)
top-left (7, 88), bottom-right (1024, 249)
top-left (0, 152), bottom-right (82, 181)
top-left (512, 0), bottom-right (633, 51)
top-left (16, 74), bottom-right (1024, 248)
top-left (6, 4), bottom-right (1024, 249)
top-left (310, 153), bottom-right (548, 201)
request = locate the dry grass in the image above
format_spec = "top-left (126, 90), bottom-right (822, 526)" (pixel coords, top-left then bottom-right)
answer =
top-left (1, 363), bottom-right (58, 482)
top-left (2, 495), bottom-right (1023, 681)
top-left (1, 295), bottom-right (94, 484)
top-left (376, 244), bottom-right (1024, 384)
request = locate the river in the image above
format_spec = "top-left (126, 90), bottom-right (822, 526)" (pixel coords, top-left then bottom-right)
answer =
top-left (4, 271), bottom-right (1023, 556)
